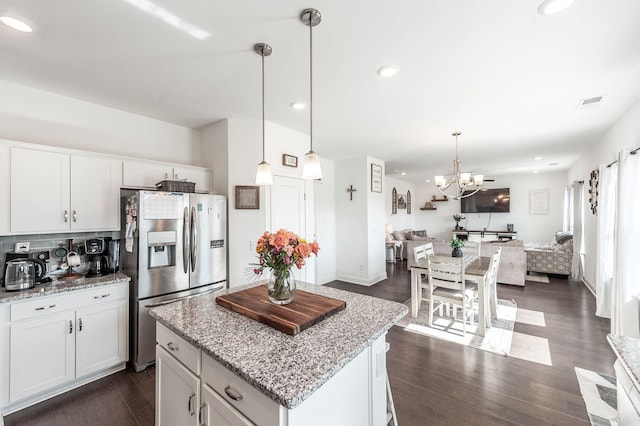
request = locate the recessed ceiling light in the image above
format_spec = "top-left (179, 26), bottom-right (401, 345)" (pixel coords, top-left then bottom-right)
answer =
top-left (533, 170), bottom-right (539, 174)
top-left (290, 101), bottom-right (307, 110)
top-left (425, 179), bottom-right (431, 183)
top-left (537, 0), bottom-right (574, 15)
top-left (377, 65), bottom-right (399, 78)
top-left (534, 156), bottom-right (543, 161)
top-left (0, 16), bottom-right (33, 32)
top-left (549, 162), bottom-right (559, 166)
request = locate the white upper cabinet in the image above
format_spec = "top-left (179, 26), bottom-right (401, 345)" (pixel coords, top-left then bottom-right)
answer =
top-left (10, 147), bottom-right (121, 233)
top-left (123, 159), bottom-right (212, 193)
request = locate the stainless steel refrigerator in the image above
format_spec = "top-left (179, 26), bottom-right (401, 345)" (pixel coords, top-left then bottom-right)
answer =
top-left (121, 190), bottom-right (227, 372)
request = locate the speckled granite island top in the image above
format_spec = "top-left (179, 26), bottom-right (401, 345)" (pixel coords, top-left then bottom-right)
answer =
top-left (608, 334), bottom-right (640, 388)
top-left (149, 282), bottom-right (408, 409)
top-left (0, 272), bottom-right (131, 303)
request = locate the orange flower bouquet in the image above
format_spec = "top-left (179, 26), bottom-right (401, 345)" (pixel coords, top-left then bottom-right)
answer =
top-left (253, 229), bottom-right (320, 304)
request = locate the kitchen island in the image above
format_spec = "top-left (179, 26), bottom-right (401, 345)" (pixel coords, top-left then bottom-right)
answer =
top-left (608, 334), bottom-right (640, 423)
top-left (150, 282), bottom-right (408, 426)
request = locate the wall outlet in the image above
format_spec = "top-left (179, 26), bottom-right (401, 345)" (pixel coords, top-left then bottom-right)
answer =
top-left (15, 242), bottom-right (30, 252)
top-left (359, 264), bottom-right (363, 272)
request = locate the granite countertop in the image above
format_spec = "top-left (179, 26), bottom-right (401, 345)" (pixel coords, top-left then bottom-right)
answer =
top-left (608, 334), bottom-right (640, 389)
top-left (150, 282), bottom-right (408, 409)
top-left (0, 272), bottom-right (131, 303)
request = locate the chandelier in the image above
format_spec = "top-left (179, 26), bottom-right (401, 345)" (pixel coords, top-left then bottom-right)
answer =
top-left (434, 132), bottom-right (484, 200)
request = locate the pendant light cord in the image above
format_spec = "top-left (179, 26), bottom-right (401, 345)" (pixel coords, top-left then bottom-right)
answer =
top-left (309, 17), bottom-right (313, 152)
top-left (261, 50), bottom-right (266, 162)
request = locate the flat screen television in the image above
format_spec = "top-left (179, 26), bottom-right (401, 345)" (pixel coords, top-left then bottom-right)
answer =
top-left (460, 188), bottom-right (510, 213)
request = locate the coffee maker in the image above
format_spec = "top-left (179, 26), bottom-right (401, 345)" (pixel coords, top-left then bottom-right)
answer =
top-left (85, 238), bottom-right (108, 277)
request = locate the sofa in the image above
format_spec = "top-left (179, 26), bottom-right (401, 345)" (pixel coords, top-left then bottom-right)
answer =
top-left (393, 229), bottom-right (527, 286)
top-left (524, 232), bottom-right (573, 277)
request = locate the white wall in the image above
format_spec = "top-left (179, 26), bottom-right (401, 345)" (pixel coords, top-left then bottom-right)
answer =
top-left (314, 159), bottom-right (337, 285)
top-left (568, 98), bottom-right (640, 288)
top-left (335, 157), bottom-right (386, 286)
top-left (385, 177), bottom-right (416, 236)
top-left (0, 81), bottom-right (201, 164)
top-left (389, 172), bottom-right (566, 243)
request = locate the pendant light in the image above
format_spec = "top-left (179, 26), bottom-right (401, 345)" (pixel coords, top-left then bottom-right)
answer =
top-left (301, 8), bottom-right (323, 180)
top-left (254, 42), bottom-right (273, 185)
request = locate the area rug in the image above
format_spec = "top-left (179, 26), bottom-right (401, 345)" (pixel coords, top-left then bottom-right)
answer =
top-left (526, 272), bottom-right (550, 283)
top-left (395, 298), bottom-right (517, 356)
top-left (575, 367), bottom-right (618, 426)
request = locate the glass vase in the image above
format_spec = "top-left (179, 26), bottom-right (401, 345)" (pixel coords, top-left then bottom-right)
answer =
top-left (268, 269), bottom-right (296, 305)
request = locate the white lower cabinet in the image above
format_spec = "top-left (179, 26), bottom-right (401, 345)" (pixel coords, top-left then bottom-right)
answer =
top-left (156, 347), bottom-right (200, 426)
top-left (9, 311), bottom-right (76, 402)
top-left (1, 283), bottom-right (129, 411)
top-left (156, 322), bottom-right (387, 426)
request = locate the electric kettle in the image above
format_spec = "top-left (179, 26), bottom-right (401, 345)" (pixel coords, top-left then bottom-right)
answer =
top-left (4, 259), bottom-right (45, 291)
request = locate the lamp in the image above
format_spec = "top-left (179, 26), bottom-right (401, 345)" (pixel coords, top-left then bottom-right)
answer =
top-left (301, 8), bottom-right (323, 180)
top-left (254, 43), bottom-right (273, 186)
top-left (434, 132), bottom-right (484, 200)
top-left (385, 224), bottom-right (394, 241)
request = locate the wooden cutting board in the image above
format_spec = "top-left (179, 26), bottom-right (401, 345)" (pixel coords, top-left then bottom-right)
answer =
top-left (215, 285), bottom-right (346, 335)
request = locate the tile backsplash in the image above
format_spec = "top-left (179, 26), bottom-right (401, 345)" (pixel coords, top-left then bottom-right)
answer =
top-left (1, 231), bottom-right (120, 281)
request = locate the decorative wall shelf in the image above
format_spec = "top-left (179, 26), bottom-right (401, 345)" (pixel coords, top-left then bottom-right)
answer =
top-left (431, 197), bottom-right (448, 202)
top-left (420, 207), bottom-right (437, 211)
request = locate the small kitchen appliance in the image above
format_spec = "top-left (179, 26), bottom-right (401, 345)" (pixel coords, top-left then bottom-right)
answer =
top-left (2, 251), bottom-right (49, 286)
top-left (85, 238), bottom-right (109, 277)
top-left (4, 258), bottom-right (45, 291)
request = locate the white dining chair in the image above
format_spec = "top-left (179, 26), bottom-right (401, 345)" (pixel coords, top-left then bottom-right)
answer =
top-left (487, 247), bottom-right (502, 319)
top-left (427, 255), bottom-right (477, 336)
top-left (413, 243), bottom-right (435, 307)
top-left (462, 241), bottom-right (481, 257)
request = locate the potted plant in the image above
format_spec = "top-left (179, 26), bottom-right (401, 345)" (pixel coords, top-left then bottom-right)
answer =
top-left (450, 237), bottom-right (465, 258)
top-left (453, 214), bottom-right (465, 230)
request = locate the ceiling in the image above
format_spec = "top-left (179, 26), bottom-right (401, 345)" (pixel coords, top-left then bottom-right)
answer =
top-left (2, 0), bottom-right (640, 183)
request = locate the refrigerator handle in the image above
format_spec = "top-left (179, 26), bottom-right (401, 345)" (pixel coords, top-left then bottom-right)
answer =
top-left (183, 206), bottom-right (189, 274)
top-left (143, 285), bottom-right (225, 308)
top-left (190, 206), bottom-right (197, 273)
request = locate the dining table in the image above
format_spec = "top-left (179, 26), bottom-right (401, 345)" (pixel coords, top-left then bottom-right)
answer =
top-left (410, 254), bottom-right (493, 336)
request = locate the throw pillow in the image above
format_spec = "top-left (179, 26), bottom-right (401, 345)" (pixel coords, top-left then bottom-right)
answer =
top-left (555, 231), bottom-right (573, 244)
top-left (555, 239), bottom-right (573, 252)
top-left (412, 230), bottom-right (428, 238)
top-left (392, 231), bottom-right (406, 241)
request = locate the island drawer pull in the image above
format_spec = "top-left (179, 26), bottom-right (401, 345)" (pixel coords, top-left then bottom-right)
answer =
top-left (188, 393), bottom-right (196, 416)
top-left (199, 403), bottom-right (206, 426)
top-left (35, 304), bottom-right (56, 311)
top-left (93, 293), bottom-right (111, 299)
top-left (224, 385), bottom-right (243, 401)
top-left (167, 342), bottom-right (179, 352)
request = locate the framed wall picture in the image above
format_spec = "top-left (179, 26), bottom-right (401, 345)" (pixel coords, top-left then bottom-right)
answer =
top-left (407, 190), bottom-right (412, 214)
top-left (392, 187), bottom-right (397, 214)
top-left (529, 189), bottom-right (549, 215)
top-left (235, 185), bottom-right (260, 209)
top-left (398, 194), bottom-right (406, 209)
top-left (371, 163), bottom-right (382, 192)
top-left (282, 154), bottom-right (298, 168)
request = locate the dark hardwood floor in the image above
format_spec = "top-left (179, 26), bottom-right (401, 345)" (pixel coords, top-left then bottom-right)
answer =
top-left (5, 261), bottom-right (614, 425)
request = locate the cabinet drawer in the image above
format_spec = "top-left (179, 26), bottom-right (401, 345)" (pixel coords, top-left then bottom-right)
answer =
top-left (156, 323), bottom-right (200, 374)
top-left (74, 284), bottom-right (127, 306)
top-left (10, 283), bottom-right (127, 322)
top-left (202, 353), bottom-right (279, 425)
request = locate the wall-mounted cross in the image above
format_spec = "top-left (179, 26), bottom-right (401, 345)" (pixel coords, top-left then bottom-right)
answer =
top-left (346, 185), bottom-right (357, 201)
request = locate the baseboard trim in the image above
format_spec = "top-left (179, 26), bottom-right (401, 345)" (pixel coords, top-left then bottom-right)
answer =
top-left (582, 278), bottom-right (595, 296)
top-left (335, 273), bottom-right (387, 286)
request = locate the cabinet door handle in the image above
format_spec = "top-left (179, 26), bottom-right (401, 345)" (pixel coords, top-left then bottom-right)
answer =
top-left (93, 293), bottom-right (111, 299)
top-left (167, 342), bottom-right (179, 352)
top-left (188, 393), bottom-right (196, 416)
top-left (78, 318), bottom-right (83, 331)
top-left (224, 385), bottom-right (243, 401)
top-left (73, 210), bottom-right (77, 222)
top-left (35, 304), bottom-right (56, 311)
top-left (64, 210), bottom-right (68, 223)
top-left (199, 403), bottom-right (206, 426)
top-left (69, 320), bottom-right (73, 334)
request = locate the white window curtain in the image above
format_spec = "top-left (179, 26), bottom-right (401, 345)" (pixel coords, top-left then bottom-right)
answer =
top-left (612, 149), bottom-right (640, 337)
top-left (571, 181), bottom-right (584, 280)
top-left (595, 163), bottom-right (617, 318)
top-left (563, 185), bottom-right (572, 232)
